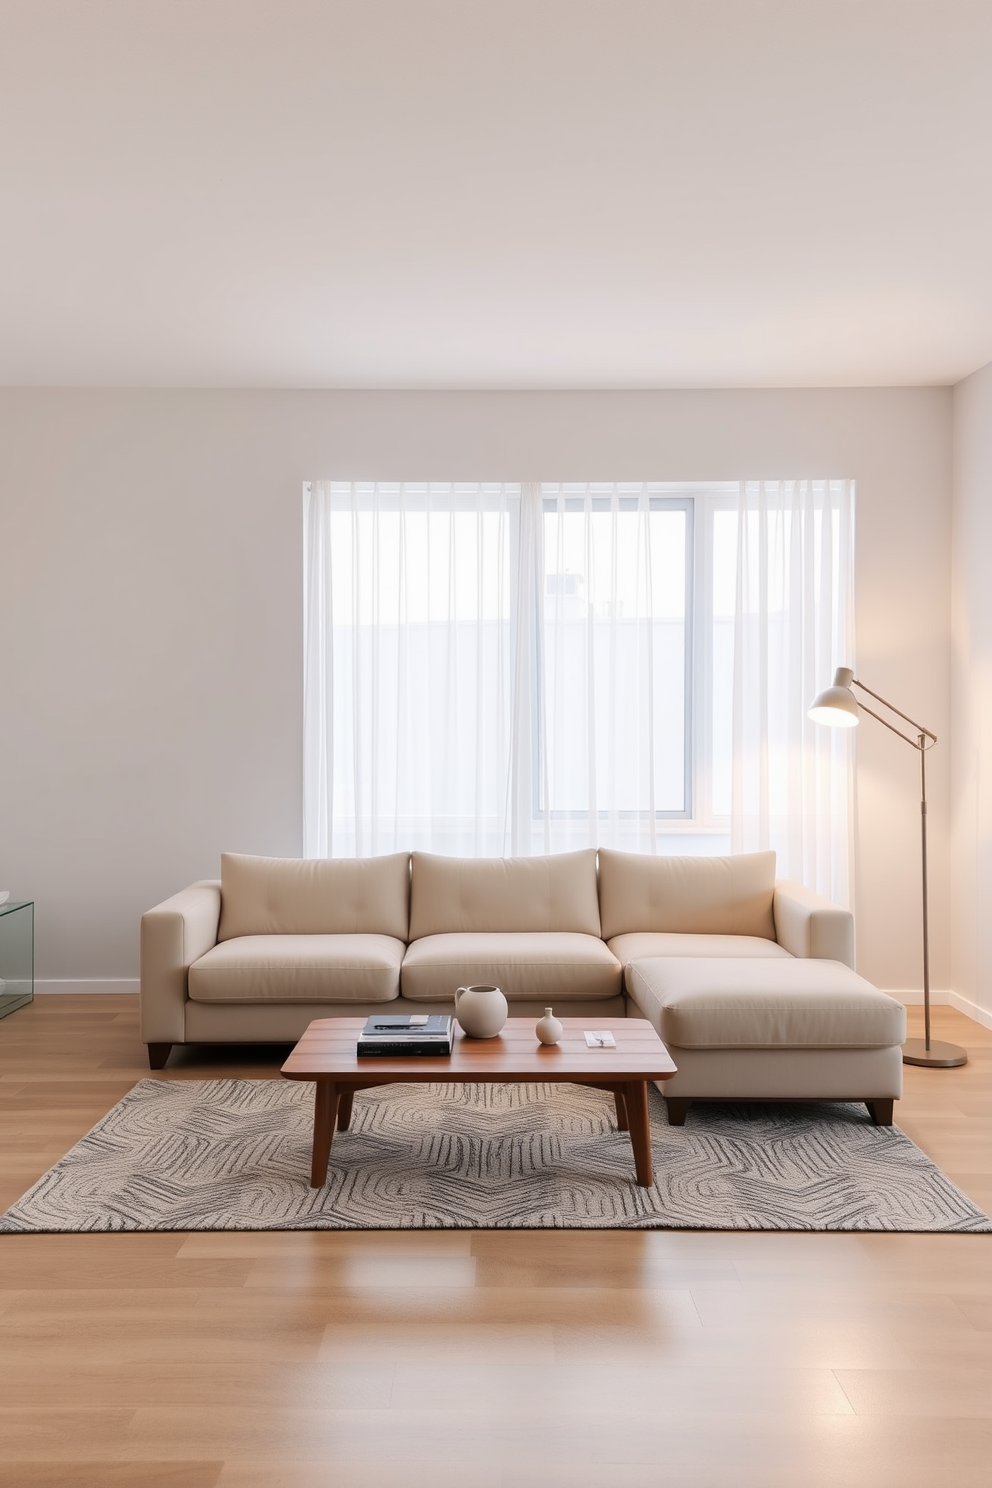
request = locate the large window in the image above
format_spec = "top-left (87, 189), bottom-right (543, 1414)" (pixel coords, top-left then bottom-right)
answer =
top-left (304, 479), bottom-right (854, 901)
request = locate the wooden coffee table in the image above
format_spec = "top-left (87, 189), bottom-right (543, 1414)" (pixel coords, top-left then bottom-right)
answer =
top-left (281, 1016), bottom-right (677, 1189)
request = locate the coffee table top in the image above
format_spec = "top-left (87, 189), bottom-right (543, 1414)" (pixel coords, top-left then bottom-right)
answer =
top-left (282, 1016), bottom-right (676, 1084)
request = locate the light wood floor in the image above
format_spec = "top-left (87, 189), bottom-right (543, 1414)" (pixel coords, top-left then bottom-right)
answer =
top-left (1, 996), bottom-right (991, 1488)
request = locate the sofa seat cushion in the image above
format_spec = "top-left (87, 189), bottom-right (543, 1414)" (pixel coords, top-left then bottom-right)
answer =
top-left (627, 957), bottom-right (906, 1050)
top-left (188, 935), bottom-right (405, 1004)
top-left (401, 933), bottom-right (622, 1003)
top-left (609, 932), bottom-right (791, 966)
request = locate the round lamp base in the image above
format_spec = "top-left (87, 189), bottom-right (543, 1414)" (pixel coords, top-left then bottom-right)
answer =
top-left (902, 1038), bottom-right (967, 1068)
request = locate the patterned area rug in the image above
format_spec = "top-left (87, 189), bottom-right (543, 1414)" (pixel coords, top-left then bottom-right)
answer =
top-left (1, 1078), bottom-right (988, 1233)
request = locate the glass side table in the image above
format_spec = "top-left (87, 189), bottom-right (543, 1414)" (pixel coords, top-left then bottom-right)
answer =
top-left (0, 900), bottom-right (35, 1019)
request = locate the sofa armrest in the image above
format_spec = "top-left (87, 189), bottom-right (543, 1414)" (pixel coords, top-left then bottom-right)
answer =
top-left (140, 880), bottom-right (222, 1045)
top-left (773, 880), bottom-right (855, 968)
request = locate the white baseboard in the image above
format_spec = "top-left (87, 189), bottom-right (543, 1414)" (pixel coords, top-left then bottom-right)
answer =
top-left (891, 987), bottom-right (954, 1005)
top-left (34, 980), bottom-right (139, 995)
top-left (946, 990), bottom-right (992, 1033)
top-left (884, 987), bottom-right (992, 1033)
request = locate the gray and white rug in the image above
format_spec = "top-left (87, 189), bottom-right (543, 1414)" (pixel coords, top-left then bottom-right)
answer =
top-left (1, 1078), bottom-right (988, 1233)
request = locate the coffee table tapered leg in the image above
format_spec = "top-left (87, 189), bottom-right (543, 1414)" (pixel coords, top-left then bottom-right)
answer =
top-left (625, 1080), bottom-right (653, 1187)
top-left (613, 1089), bottom-right (629, 1131)
top-left (336, 1089), bottom-right (355, 1131)
top-left (311, 1080), bottom-right (338, 1187)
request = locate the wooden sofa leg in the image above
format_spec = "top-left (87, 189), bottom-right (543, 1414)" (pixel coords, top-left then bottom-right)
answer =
top-left (866, 1099), bottom-right (894, 1126)
top-left (665, 1097), bottom-right (691, 1127)
top-left (147, 1043), bottom-right (173, 1070)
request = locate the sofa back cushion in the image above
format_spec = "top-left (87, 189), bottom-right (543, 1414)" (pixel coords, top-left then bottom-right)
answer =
top-left (217, 853), bottom-right (410, 941)
top-left (409, 850), bottom-right (601, 938)
top-left (597, 849), bottom-right (777, 941)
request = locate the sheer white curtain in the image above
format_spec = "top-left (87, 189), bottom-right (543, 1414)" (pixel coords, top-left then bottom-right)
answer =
top-left (725, 479), bottom-right (856, 904)
top-left (303, 481), bottom-right (520, 857)
top-left (533, 483), bottom-right (691, 854)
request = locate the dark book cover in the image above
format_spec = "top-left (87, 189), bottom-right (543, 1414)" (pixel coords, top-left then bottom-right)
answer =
top-left (357, 1013), bottom-right (453, 1057)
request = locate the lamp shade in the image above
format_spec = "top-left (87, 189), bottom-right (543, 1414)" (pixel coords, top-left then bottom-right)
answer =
top-left (808, 666), bottom-right (859, 728)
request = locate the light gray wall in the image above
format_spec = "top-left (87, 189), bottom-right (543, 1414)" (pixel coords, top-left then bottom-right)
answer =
top-left (0, 388), bottom-right (951, 992)
top-left (951, 360), bottom-right (992, 1022)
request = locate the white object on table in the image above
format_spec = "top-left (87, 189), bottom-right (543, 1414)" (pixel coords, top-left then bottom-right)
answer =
top-left (535, 1007), bottom-right (563, 1045)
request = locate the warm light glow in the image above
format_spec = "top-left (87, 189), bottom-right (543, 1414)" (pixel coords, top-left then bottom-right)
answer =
top-left (808, 702), bottom-right (859, 728)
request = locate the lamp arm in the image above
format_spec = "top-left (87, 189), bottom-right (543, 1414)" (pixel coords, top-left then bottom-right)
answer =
top-left (852, 679), bottom-right (937, 745)
top-left (854, 699), bottom-right (928, 751)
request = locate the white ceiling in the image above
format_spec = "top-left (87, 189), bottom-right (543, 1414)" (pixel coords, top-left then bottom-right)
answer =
top-left (2, 0), bottom-right (991, 389)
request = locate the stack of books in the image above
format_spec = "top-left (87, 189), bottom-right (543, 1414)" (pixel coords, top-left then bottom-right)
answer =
top-left (356, 1014), bottom-right (454, 1057)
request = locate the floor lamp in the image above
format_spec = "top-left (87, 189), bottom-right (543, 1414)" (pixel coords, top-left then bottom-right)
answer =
top-left (808, 666), bottom-right (967, 1069)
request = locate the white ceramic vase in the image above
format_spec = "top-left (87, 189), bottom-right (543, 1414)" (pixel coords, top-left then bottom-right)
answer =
top-left (535, 1007), bottom-right (563, 1045)
top-left (454, 984), bottom-right (508, 1038)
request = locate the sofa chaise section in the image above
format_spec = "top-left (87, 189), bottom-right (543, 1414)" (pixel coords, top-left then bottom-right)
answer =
top-left (625, 956), bottom-right (906, 1124)
top-left (595, 848), bottom-right (898, 1121)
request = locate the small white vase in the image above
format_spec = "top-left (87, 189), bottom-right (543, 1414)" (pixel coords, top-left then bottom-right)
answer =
top-left (454, 984), bottom-right (508, 1038)
top-left (535, 1007), bottom-right (563, 1046)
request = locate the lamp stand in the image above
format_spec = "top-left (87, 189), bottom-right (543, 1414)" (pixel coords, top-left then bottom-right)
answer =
top-left (901, 729), bottom-right (966, 1068)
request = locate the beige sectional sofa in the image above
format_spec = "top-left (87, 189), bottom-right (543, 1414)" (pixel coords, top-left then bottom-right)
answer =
top-left (140, 847), bottom-right (906, 1123)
